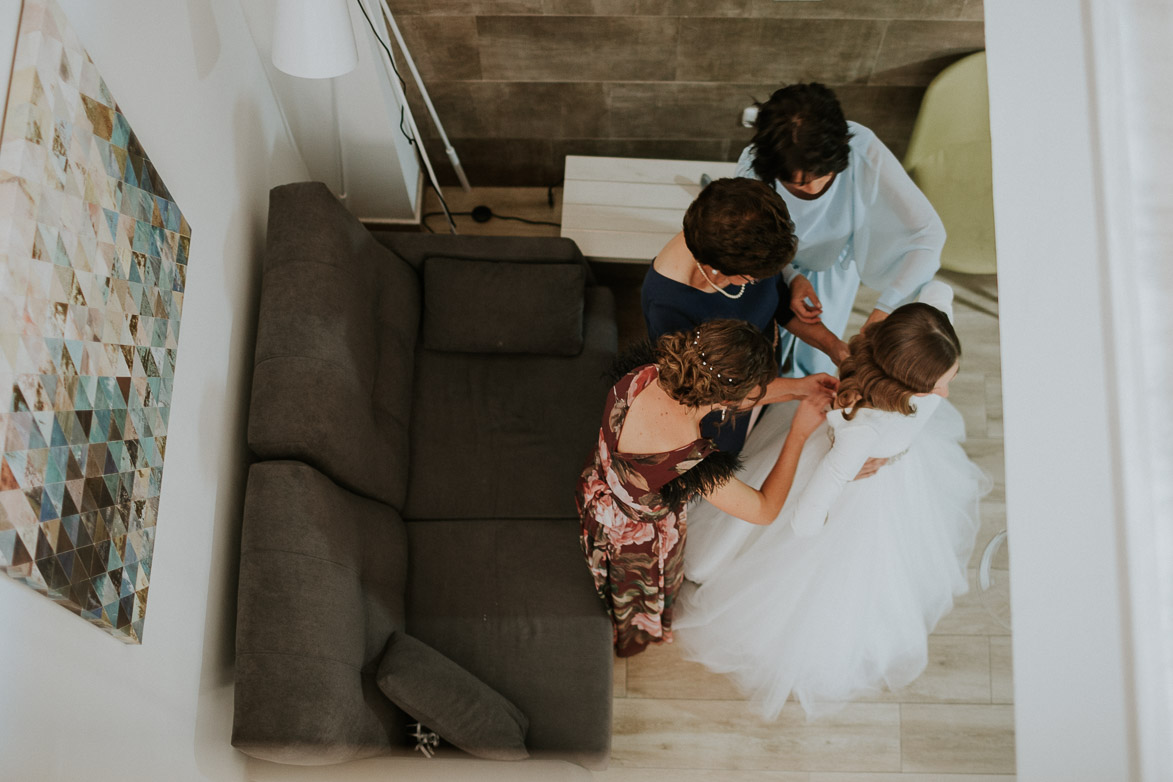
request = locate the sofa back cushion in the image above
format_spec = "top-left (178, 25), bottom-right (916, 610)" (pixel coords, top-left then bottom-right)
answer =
top-left (405, 287), bottom-right (616, 521)
top-left (422, 257), bottom-right (585, 355)
top-left (249, 183), bottom-right (418, 507)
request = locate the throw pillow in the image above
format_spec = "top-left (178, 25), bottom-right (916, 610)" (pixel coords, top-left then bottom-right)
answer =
top-left (376, 631), bottom-right (529, 761)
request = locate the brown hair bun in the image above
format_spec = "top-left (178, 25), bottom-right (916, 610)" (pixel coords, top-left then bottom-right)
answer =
top-left (655, 319), bottom-right (778, 409)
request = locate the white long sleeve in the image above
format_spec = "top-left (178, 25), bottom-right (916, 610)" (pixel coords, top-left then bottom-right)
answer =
top-left (786, 418), bottom-right (879, 537)
top-left (785, 394), bottom-right (943, 537)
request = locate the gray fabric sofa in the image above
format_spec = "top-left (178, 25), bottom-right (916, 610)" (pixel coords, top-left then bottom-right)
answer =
top-left (231, 182), bottom-right (616, 767)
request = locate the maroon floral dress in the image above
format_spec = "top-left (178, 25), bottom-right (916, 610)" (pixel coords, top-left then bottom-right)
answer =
top-left (576, 365), bottom-right (719, 657)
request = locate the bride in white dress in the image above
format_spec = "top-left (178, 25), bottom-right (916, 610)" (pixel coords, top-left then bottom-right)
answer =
top-left (674, 282), bottom-right (990, 719)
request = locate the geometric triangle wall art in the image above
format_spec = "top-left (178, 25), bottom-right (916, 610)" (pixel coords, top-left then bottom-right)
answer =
top-left (0, 0), bottom-right (191, 643)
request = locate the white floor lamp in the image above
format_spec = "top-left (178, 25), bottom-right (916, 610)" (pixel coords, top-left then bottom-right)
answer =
top-left (271, 0), bottom-right (359, 202)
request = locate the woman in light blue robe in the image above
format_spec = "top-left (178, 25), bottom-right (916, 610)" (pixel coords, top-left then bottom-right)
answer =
top-left (737, 83), bottom-right (945, 377)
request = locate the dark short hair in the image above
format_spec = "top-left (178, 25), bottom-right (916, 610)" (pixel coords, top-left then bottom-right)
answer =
top-left (750, 83), bottom-right (852, 185)
top-left (682, 177), bottom-right (796, 278)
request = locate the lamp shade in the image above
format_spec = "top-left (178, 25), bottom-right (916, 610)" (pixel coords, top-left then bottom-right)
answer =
top-left (272, 0), bottom-right (359, 79)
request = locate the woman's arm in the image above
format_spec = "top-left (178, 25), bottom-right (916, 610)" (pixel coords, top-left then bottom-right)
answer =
top-left (783, 317), bottom-right (850, 366)
top-left (785, 269), bottom-right (823, 324)
top-left (738, 373), bottom-right (838, 408)
top-left (786, 421), bottom-right (879, 536)
top-left (859, 136), bottom-right (945, 314)
top-left (703, 394), bottom-right (828, 525)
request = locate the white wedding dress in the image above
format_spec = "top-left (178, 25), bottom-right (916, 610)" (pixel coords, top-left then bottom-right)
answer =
top-left (674, 283), bottom-right (991, 719)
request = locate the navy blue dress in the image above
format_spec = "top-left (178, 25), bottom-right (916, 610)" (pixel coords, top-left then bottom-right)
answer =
top-left (641, 266), bottom-right (795, 452)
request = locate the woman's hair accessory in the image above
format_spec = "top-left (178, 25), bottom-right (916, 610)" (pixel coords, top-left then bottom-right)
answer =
top-left (694, 329), bottom-right (735, 383)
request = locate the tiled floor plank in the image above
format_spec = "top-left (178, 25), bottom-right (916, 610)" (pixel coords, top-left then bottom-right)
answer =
top-left (612, 699), bottom-right (901, 773)
top-left (990, 636), bottom-right (1014, 704)
top-left (626, 641), bottom-right (744, 701)
top-left (934, 568), bottom-right (1011, 636)
top-left (594, 769), bottom-right (808, 782)
top-left (811, 775), bottom-right (1013, 782)
top-left (900, 704), bottom-right (1016, 774)
top-left (867, 635), bottom-right (991, 704)
top-left (613, 653), bottom-right (628, 697)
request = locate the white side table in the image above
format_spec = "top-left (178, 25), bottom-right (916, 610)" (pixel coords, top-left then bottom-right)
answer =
top-left (560, 155), bottom-right (738, 264)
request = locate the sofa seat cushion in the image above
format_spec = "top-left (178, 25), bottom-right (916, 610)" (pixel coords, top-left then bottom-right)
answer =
top-left (405, 519), bottom-right (612, 768)
top-left (405, 286), bottom-right (616, 521)
top-left (423, 257), bottom-right (585, 356)
top-left (232, 461), bottom-right (410, 764)
top-left (377, 631), bottom-right (529, 760)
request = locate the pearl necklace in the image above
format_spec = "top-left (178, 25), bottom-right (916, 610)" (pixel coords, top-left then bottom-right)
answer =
top-left (694, 260), bottom-right (747, 300)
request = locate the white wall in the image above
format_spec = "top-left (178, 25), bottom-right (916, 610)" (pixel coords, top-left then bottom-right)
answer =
top-left (239, 0), bottom-right (423, 222)
top-left (985, 0), bottom-right (1160, 779)
top-left (1083, 1), bottom-right (1173, 778)
top-left (0, 1), bottom-right (308, 779)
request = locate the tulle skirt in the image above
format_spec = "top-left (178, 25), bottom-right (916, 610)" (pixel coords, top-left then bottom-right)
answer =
top-left (674, 400), bottom-right (991, 719)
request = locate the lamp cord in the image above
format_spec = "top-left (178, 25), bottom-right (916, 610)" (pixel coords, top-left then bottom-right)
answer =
top-left (352, 0), bottom-right (457, 232)
top-left (422, 211), bottom-right (561, 233)
top-left (352, 0), bottom-right (409, 143)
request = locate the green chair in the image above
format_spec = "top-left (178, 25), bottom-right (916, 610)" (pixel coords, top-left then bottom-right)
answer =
top-left (904, 51), bottom-right (996, 274)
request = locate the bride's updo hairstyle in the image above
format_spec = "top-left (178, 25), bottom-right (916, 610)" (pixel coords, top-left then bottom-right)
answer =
top-left (655, 319), bottom-right (777, 410)
top-left (835, 302), bottom-right (960, 419)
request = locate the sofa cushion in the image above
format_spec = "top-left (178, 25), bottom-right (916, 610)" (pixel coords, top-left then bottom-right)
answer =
top-left (249, 182), bottom-right (418, 508)
top-left (232, 461), bottom-right (409, 763)
top-left (405, 286), bottom-right (616, 521)
top-left (376, 632), bottom-right (529, 761)
top-left (405, 519), bottom-right (612, 768)
top-left (423, 257), bottom-right (585, 355)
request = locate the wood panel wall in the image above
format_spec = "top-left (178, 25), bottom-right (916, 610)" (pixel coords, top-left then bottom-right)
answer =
top-left (388, 0), bottom-right (985, 186)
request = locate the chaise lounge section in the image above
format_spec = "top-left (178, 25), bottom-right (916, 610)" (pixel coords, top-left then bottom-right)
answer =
top-left (231, 182), bottom-right (616, 768)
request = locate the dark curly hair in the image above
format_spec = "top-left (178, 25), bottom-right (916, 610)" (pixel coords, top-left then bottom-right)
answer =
top-left (750, 83), bottom-right (853, 186)
top-left (682, 178), bottom-right (796, 279)
top-left (655, 319), bottom-right (778, 410)
top-left (835, 303), bottom-right (961, 419)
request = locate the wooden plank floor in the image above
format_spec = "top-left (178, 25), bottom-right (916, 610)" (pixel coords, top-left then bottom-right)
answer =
top-left (420, 187), bottom-right (1015, 779)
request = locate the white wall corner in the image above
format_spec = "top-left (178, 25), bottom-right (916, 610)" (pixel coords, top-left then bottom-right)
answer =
top-left (985, 0), bottom-right (1136, 778)
top-left (1084, 0), bottom-right (1173, 779)
top-left (239, 0), bottom-right (422, 221)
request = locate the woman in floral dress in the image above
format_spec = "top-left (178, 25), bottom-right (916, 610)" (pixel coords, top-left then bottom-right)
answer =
top-left (576, 320), bottom-right (832, 656)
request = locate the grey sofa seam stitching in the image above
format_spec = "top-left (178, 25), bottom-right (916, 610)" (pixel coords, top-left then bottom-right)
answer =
top-left (269, 257), bottom-right (373, 274)
top-left (243, 546), bottom-right (362, 575)
top-left (253, 353), bottom-right (371, 375)
top-left (237, 649), bottom-right (363, 671)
